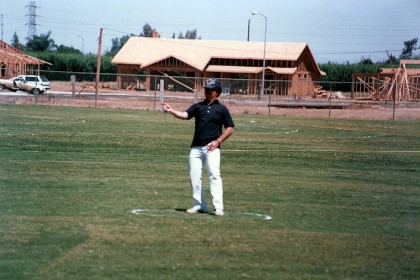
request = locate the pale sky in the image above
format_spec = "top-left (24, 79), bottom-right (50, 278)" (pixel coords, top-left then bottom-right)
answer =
top-left (1, 0), bottom-right (419, 63)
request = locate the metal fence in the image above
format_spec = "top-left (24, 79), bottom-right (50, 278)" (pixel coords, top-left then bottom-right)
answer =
top-left (1, 70), bottom-right (419, 120)
top-left (46, 70), bottom-right (419, 99)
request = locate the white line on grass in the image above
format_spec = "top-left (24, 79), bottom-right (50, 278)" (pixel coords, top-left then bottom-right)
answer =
top-left (223, 149), bottom-right (420, 153)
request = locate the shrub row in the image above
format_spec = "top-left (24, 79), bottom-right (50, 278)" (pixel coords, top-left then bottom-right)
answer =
top-left (318, 63), bottom-right (389, 91)
top-left (28, 52), bottom-right (117, 81)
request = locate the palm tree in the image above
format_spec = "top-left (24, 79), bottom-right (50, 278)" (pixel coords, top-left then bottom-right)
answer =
top-left (26, 31), bottom-right (56, 52)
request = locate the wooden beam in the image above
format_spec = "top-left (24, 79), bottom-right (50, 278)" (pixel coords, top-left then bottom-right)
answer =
top-left (157, 70), bottom-right (195, 92)
top-left (400, 59), bottom-right (420, 65)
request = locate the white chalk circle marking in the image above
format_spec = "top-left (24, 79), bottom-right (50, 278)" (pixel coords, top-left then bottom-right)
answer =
top-left (131, 209), bottom-right (170, 217)
top-left (131, 209), bottom-right (272, 220)
top-left (241, 212), bottom-right (272, 220)
top-left (131, 209), bottom-right (146, 214)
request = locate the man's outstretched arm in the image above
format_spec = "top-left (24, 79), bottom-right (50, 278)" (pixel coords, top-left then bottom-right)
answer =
top-left (162, 103), bottom-right (188, 120)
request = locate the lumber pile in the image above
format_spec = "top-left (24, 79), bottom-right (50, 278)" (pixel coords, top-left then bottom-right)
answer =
top-left (313, 85), bottom-right (327, 98)
top-left (312, 86), bottom-right (345, 99)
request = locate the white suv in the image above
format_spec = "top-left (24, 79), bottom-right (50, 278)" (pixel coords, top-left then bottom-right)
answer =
top-left (0, 75), bottom-right (50, 95)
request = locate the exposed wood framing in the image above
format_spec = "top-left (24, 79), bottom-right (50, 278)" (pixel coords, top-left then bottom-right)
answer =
top-left (116, 64), bottom-right (146, 90)
top-left (0, 40), bottom-right (51, 78)
top-left (352, 60), bottom-right (420, 101)
top-left (157, 71), bottom-right (195, 92)
top-left (112, 38), bottom-right (325, 96)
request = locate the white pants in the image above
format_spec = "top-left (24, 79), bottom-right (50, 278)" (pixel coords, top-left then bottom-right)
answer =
top-left (189, 146), bottom-right (223, 212)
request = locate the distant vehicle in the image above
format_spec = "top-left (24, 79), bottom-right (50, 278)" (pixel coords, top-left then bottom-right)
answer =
top-left (0, 75), bottom-right (50, 95)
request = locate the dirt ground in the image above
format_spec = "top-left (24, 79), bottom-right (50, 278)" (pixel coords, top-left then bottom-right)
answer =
top-left (1, 81), bottom-right (419, 121)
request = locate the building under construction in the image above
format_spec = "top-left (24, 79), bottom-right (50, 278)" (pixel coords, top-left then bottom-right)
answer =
top-left (352, 59), bottom-right (420, 101)
top-left (111, 37), bottom-right (326, 96)
top-left (0, 40), bottom-right (51, 79)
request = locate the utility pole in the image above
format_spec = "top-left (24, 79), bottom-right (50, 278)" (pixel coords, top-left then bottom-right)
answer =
top-left (0, 14), bottom-right (4, 41)
top-left (95, 28), bottom-right (103, 108)
top-left (25, 1), bottom-right (37, 40)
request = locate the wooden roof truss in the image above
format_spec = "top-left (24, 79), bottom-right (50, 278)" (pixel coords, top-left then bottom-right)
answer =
top-left (0, 40), bottom-right (51, 78)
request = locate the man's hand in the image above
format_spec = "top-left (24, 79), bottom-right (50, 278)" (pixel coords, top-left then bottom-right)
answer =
top-left (162, 103), bottom-right (173, 113)
top-left (207, 139), bottom-right (220, 152)
top-left (162, 103), bottom-right (189, 120)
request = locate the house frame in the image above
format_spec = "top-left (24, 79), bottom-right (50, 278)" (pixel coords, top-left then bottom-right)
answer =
top-left (351, 60), bottom-right (420, 100)
top-left (0, 40), bottom-right (51, 78)
top-left (112, 37), bottom-right (325, 96)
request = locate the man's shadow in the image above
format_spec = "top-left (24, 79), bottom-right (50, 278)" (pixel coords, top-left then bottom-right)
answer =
top-left (174, 208), bottom-right (216, 215)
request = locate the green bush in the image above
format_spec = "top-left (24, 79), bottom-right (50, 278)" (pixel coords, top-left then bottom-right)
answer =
top-left (319, 63), bottom-right (390, 91)
top-left (26, 51), bottom-right (117, 81)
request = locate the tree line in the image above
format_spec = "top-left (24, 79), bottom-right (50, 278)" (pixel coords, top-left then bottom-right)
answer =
top-left (11, 23), bottom-right (199, 55)
top-left (107, 23), bottom-right (200, 56)
top-left (10, 23), bottom-right (200, 80)
top-left (7, 23), bottom-right (419, 90)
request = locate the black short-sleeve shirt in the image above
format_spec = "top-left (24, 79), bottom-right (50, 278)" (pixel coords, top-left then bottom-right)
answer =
top-left (186, 99), bottom-right (235, 147)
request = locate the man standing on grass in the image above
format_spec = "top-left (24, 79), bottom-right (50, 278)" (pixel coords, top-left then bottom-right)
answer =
top-left (162, 78), bottom-right (235, 216)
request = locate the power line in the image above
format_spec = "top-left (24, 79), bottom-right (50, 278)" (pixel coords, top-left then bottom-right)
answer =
top-left (4, 4), bottom-right (413, 59)
top-left (102, 28), bottom-right (133, 35)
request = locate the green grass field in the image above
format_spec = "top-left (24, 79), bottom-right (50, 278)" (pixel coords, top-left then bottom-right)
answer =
top-left (1, 103), bottom-right (419, 279)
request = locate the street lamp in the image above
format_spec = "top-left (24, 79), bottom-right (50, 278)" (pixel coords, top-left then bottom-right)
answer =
top-left (78, 35), bottom-right (84, 54)
top-left (251, 11), bottom-right (267, 100)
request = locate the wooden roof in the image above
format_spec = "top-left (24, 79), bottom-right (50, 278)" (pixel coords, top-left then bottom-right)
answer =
top-left (0, 40), bottom-right (51, 66)
top-left (381, 68), bottom-right (420, 75)
top-left (112, 37), bottom-right (322, 74)
top-left (380, 60), bottom-right (420, 75)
